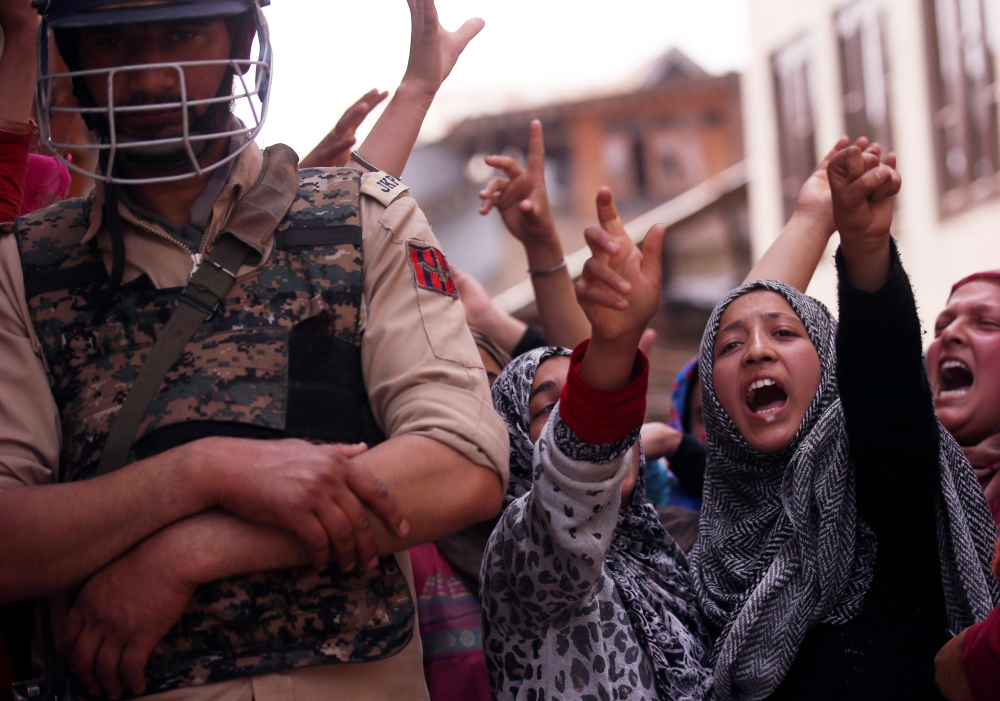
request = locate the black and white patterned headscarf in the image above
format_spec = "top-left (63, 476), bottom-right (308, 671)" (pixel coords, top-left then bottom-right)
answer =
top-left (492, 347), bottom-right (714, 700)
top-left (690, 279), bottom-right (999, 701)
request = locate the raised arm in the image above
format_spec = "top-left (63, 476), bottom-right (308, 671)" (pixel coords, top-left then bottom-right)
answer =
top-left (0, 0), bottom-right (39, 222)
top-left (829, 146), bottom-right (940, 548)
top-left (352, 0), bottom-right (483, 177)
top-left (483, 187), bottom-right (663, 634)
top-left (479, 120), bottom-right (592, 348)
top-left (0, 0), bottom-right (37, 124)
top-left (746, 137), bottom-right (883, 292)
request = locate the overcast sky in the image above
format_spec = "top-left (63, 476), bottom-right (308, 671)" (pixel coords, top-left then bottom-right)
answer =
top-left (246, 0), bottom-right (751, 158)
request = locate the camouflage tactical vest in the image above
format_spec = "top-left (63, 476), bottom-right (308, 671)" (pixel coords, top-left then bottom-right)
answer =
top-left (12, 163), bottom-right (414, 694)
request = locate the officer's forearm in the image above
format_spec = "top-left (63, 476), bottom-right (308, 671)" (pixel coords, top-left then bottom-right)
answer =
top-left (143, 437), bottom-right (504, 586)
top-left (0, 445), bottom-right (215, 603)
top-left (142, 509), bottom-right (311, 588)
top-left (353, 434), bottom-right (504, 552)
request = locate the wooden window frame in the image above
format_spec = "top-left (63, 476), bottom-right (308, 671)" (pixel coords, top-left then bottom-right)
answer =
top-left (772, 35), bottom-right (818, 223)
top-left (836, 0), bottom-right (894, 151)
top-left (923, 0), bottom-right (1000, 217)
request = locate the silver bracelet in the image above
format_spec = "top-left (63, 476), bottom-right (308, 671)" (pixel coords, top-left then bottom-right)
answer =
top-left (350, 150), bottom-right (380, 173)
top-left (527, 258), bottom-right (568, 276)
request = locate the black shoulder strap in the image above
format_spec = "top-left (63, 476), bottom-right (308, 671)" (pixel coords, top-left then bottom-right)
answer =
top-left (95, 144), bottom-right (300, 476)
top-left (96, 236), bottom-right (253, 476)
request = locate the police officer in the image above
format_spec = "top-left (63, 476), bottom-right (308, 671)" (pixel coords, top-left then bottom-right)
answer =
top-left (0, 1), bottom-right (509, 699)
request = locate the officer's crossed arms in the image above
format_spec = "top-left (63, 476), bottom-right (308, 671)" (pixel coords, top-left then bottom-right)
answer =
top-left (0, 1), bottom-right (505, 700)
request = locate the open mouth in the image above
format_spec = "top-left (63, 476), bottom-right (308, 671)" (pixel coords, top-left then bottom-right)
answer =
top-left (747, 378), bottom-right (788, 415)
top-left (939, 359), bottom-right (974, 397)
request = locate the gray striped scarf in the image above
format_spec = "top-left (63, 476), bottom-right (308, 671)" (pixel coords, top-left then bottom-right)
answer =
top-left (689, 279), bottom-right (999, 701)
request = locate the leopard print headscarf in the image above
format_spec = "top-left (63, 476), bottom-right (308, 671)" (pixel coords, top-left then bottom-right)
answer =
top-left (491, 346), bottom-right (714, 700)
top-left (690, 279), bottom-right (999, 701)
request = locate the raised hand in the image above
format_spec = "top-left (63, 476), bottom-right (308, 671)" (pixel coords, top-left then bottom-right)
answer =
top-left (479, 120), bottom-right (557, 246)
top-left (575, 188), bottom-right (665, 390)
top-left (576, 188), bottom-right (665, 343)
top-left (300, 89), bottom-right (388, 169)
top-left (403, 0), bottom-right (484, 99)
top-left (828, 145), bottom-right (901, 291)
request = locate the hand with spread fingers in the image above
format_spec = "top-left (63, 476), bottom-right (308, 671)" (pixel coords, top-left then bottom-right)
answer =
top-left (479, 119), bottom-right (557, 247)
top-left (478, 119), bottom-right (592, 349)
top-left (828, 143), bottom-right (902, 291)
top-left (300, 89), bottom-right (388, 169)
top-left (403, 0), bottom-right (484, 99)
top-left (576, 188), bottom-right (666, 390)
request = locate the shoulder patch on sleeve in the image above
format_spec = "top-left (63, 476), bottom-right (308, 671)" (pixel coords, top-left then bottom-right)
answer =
top-left (361, 171), bottom-right (409, 207)
top-left (407, 243), bottom-right (458, 297)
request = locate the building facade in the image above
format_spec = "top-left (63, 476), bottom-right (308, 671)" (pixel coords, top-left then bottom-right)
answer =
top-left (745, 0), bottom-right (1000, 329)
top-left (404, 50), bottom-right (746, 297)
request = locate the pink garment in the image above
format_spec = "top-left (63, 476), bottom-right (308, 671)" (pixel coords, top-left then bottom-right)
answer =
top-left (19, 153), bottom-right (71, 216)
top-left (409, 542), bottom-right (491, 701)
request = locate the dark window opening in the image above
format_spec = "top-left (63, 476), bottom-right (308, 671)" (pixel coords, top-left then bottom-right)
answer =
top-left (924, 0), bottom-right (1000, 215)
top-left (773, 36), bottom-right (817, 222)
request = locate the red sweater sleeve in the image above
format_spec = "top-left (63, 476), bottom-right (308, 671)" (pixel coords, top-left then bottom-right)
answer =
top-left (0, 122), bottom-right (33, 224)
top-left (964, 606), bottom-right (1000, 701)
top-left (558, 339), bottom-right (649, 445)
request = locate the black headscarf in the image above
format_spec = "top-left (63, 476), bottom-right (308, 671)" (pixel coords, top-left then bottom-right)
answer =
top-left (690, 279), bottom-right (999, 701)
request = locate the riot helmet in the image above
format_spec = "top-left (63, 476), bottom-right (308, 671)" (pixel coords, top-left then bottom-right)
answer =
top-left (34, 0), bottom-right (273, 185)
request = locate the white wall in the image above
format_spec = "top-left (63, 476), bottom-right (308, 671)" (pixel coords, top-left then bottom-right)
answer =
top-left (745, 0), bottom-right (1000, 335)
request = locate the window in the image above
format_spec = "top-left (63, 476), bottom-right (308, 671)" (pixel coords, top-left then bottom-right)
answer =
top-left (925, 0), bottom-right (1000, 215)
top-left (773, 36), bottom-right (817, 222)
top-left (837, 0), bottom-right (893, 150)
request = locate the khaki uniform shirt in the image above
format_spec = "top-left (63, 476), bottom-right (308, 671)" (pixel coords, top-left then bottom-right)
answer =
top-left (0, 142), bottom-right (509, 700)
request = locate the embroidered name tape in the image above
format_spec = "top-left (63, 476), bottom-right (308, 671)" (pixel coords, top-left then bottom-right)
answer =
top-left (360, 171), bottom-right (409, 207)
top-left (408, 243), bottom-right (458, 297)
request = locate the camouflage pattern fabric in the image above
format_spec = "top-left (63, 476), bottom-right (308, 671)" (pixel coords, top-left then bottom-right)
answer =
top-left (13, 167), bottom-right (414, 695)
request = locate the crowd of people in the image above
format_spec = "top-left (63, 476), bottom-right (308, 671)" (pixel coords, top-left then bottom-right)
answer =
top-left (3, 1), bottom-right (1000, 700)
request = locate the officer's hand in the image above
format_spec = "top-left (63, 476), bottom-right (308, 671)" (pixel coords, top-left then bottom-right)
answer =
top-left (300, 89), bottom-right (388, 169)
top-left (402, 0), bottom-right (483, 98)
top-left (201, 438), bottom-right (409, 573)
top-left (576, 188), bottom-right (665, 343)
top-left (63, 537), bottom-right (197, 699)
top-left (479, 120), bottom-right (558, 248)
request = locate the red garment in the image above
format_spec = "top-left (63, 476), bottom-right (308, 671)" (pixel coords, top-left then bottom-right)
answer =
top-left (0, 127), bottom-right (32, 223)
top-left (409, 542), bottom-right (491, 701)
top-left (559, 339), bottom-right (649, 445)
top-left (963, 605), bottom-right (1000, 701)
top-left (953, 270), bottom-right (1000, 296)
top-left (20, 153), bottom-right (71, 217)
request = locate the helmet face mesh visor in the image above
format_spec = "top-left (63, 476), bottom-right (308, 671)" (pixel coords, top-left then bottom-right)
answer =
top-left (35, 4), bottom-right (272, 185)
